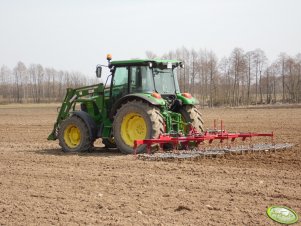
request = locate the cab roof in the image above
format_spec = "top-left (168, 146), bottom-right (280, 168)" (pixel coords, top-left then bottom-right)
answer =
top-left (110, 59), bottom-right (182, 67)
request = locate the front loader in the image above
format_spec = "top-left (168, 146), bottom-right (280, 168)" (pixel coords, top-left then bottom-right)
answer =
top-left (48, 54), bottom-right (204, 154)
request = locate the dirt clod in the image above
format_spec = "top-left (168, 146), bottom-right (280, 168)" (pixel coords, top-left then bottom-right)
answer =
top-left (175, 205), bottom-right (192, 211)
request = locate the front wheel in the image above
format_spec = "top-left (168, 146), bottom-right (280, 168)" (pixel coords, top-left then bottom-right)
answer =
top-left (113, 100), bottom-right (165, 154)
top-left (58, 116), bottom-right (93, 152)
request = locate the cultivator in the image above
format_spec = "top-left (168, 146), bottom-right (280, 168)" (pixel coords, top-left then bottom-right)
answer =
top-left (134, 120), bottom-right (294, 160)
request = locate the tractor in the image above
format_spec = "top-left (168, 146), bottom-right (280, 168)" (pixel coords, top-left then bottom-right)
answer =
top-left (48, 54), bottom-right (204, 154)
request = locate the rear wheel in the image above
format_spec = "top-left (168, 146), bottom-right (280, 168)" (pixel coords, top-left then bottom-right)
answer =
top-left (178, 105), bottom-right (204, 134)
top-left (58, 116), bottom-right (93, 152)
top-left (113, 100), bottom-right (165, 154)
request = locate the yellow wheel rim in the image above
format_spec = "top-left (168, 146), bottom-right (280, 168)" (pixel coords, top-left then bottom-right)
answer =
top-left (64, 124), bottom-right (81, 148)
top-left (121, 112), bottom-right (147, 147)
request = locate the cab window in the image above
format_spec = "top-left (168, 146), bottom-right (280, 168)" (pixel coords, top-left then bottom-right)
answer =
top-left (130, 66), bottom-right (154, 93)
top-left (113, 67), bottom-right (128, 87)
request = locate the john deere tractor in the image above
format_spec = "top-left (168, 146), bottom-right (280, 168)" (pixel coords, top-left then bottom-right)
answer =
top-left (48, 55), bottom-right (204, 154)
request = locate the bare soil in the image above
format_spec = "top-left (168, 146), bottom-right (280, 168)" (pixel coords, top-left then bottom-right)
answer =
top-left (0, 104), bottom-right (300, 225)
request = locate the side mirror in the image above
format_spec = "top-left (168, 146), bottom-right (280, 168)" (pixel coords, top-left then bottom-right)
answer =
top-left (96, 66), bottom-right (102, 78)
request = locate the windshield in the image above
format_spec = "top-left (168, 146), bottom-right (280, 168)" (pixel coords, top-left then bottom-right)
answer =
top-left (153, 67), bottom-right (180, 94)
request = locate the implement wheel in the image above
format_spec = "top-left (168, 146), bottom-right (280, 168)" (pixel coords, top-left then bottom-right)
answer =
top-left (113, 100), bottom-right (164, 154)
top-left (58, 116), bottom-right (92, 152)
top-left (178, 105), bottom-right (204, 134)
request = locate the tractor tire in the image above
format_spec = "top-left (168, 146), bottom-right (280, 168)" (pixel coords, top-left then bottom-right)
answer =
top-left (102, 138), bottom-right (117, 148)
top-left (113, 100), bottom-right (165, 154)
top-left (58, 115), bottom-right (93, 152)
top-left (178, 105), bottom-right (204, 133)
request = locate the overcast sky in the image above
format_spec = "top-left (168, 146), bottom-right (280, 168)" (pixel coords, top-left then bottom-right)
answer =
top-left (0, 0), bottom-right (300, 77)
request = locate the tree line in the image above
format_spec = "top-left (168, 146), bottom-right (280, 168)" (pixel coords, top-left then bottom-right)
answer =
top-left (147, 48), bottom-right (301, 107)
top-left (1, 47), bottom-right (301, 106)
top-left (0, 62), bottom-right (96, 103)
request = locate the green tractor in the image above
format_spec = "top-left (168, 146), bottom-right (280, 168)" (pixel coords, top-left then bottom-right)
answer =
top-left (48, 55), bottom-right (204, 154)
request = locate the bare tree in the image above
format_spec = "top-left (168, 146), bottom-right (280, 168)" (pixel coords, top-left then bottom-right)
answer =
top-left (245, 51), bottom-right (253, 105)
top-left (230, 48), bottom-right (246, 106)
top-left (0, 65), bottom-right (12, 102)
top-left (218, 57), bottom-right (231, 105)
top-left (208, 51), bottom-right (217, 107)
top-left (13, 62), bottom-right (27, 103)
top-left (252, 49), bottom-right (267, 104)
top-left (190, 49), bottom-right (198, 96)
top-left (278, 53), bottom-right (287, 103)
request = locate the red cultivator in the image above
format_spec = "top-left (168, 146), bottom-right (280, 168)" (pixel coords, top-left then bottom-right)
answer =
top-left (134, 120), bottom-right (293, 160)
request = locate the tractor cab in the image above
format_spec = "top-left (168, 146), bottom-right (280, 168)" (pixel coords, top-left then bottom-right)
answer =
top-left (109, 59), bottom-right (183, 95)
top-left (96, 57), bottom-right (186, 112)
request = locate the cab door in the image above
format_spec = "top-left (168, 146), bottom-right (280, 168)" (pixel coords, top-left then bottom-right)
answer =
top-left (109, 66), bottom-right (129, 107)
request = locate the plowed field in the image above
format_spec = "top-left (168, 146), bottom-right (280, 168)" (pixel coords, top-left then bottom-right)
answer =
top-left (0, 104), bottom-right (300, 225)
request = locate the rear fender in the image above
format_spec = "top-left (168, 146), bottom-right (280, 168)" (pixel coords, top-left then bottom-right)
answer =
top-left (110, 93), bottom-right (165, 119)
top-left (177, 93), bottom-right (199, 105)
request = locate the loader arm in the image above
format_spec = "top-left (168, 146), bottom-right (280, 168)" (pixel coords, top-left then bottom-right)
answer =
top-left (47, 83), bottom-right (104, 140)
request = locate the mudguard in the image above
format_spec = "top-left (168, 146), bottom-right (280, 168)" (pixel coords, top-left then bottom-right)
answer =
top-left (177, 94), bottom-right (199, 105)
top-left (71, 111), bottom-right (99, 140)
top-left (110, 93), bottom-right (165, 119)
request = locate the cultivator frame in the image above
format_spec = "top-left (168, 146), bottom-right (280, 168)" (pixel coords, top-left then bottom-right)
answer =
top-left (134, 121), bottom-right (273, 153)
top-left (132, 120), bottom-right (292, 160)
